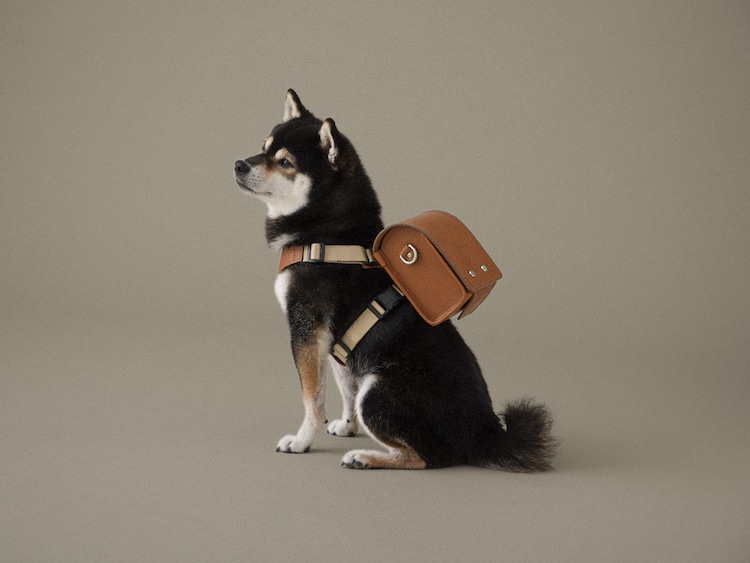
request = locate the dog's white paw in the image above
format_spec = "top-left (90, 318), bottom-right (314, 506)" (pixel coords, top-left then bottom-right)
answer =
top-left (341, 450), bottom-right (371, 469)
top-left (327, 418), bottom-right (358, 437)
top-left (276, 434), bottom-right (311, 454)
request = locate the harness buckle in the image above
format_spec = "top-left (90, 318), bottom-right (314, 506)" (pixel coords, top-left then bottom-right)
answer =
top-left (307, 243), bottom-right (325, 262)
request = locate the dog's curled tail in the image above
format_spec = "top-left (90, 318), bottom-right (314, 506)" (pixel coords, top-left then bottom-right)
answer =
top-left (485, 398), bottom-right (558, 472)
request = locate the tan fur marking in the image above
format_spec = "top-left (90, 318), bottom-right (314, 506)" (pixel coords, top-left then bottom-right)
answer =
top-left (261, 136), bottom-right (273, 153)
top-left (295, 336), bottom-right (325, 404)
top-left (292, 327), bottom-right (331, 422)
top-left (343, 440), bottom-right (427, 470)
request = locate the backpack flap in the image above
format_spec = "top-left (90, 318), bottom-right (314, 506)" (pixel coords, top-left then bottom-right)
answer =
top-left (372, 211), bottom-right (501, 326)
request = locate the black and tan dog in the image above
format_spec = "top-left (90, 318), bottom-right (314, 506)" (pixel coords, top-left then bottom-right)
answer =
top-left (234, 90), bottom-right (556, 470)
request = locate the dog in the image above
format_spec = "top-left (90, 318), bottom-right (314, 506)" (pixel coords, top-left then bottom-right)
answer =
top-left (234, 90), bottom-right (557, 470)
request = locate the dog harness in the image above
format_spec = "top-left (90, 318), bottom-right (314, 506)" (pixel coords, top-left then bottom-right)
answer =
top-left (278, 244), bottom-right (403, 364)
top-left (278, 243), bottom-right (377, 272)
top-left (276, 213), bottom-right (501, 363)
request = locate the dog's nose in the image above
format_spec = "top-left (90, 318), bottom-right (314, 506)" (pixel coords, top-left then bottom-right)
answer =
top-left (235, 160), bottom-right (250, 174)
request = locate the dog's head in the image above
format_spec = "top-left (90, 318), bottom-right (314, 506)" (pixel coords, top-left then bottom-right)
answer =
top-left (234, 90), bottom-right (353, 219)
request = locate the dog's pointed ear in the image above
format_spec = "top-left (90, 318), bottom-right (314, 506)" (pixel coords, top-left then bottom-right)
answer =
top-left (283, 89), bottom-right (310, 122)
top-left (319, 118), bottom-right (340, 169)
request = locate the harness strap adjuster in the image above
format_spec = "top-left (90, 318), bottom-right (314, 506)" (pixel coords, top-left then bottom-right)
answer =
top-left (306, 243), bottom-right (325, 262)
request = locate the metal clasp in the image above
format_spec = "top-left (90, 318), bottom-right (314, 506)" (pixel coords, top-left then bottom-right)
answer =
top-left (307, 243), bottom-right (325, 262)
top-left (400, 244), bottom-right (418, 265)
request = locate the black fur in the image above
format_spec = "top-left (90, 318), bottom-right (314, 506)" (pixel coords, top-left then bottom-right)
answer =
top-left (235, 90), bottom-right (557, 471)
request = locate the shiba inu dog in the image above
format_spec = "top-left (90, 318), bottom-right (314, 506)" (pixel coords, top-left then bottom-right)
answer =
top-left (234, 90), bottom-right (557, 470)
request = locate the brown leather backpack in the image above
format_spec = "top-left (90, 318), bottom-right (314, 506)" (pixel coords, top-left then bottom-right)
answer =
top-left (371, 210), bottom-right (502, 326)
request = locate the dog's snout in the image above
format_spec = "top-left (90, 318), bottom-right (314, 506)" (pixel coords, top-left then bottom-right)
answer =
top-left (235, 160), bottom-right (250, 175)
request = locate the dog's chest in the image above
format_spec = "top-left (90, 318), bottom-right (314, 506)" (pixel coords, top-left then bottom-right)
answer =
top-left (274, 270), bottom-right (292, 313)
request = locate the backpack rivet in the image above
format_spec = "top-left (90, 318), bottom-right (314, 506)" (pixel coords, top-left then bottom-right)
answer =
top-left (469, 270), bottom-right (476, 277)
top-left (481, 265), bottom-right (488, 272)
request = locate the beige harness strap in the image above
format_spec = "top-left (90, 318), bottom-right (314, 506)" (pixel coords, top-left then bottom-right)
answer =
top-left (332, 285), bottom-right (404, 365)
top-left (278, 243), bottom-right (376, 272)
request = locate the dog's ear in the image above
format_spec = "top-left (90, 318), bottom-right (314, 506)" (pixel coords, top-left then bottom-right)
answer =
top-left (283, 89), bottom-right (310, 122)
top-left (319, 119), bottom-right (340, 169)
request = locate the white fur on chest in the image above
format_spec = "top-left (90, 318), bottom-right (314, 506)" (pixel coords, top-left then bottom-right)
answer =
top-left (274, 269), bottom-right (292, 313)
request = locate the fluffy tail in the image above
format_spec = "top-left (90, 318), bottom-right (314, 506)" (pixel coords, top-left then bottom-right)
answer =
top-left (485, 398), bottom-right (558, 472)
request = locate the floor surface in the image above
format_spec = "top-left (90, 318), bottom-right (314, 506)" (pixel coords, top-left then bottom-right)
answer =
top-left (2, 311), bottom-right (747, 562)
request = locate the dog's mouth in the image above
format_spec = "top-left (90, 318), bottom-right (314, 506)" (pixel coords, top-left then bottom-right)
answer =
top-left (235, 178), bottom-right (271, 197)
top-left (235, 178), bottom-right (253, 192)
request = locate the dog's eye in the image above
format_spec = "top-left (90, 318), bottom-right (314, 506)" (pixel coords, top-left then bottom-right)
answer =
top-left (278, 158), bottom-right (294, 170)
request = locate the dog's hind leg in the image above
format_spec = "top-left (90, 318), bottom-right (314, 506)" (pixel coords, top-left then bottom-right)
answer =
top-left (340, 374), bottom-right (427, 469)
top-left (276, 328), bottom-right (330, 454)
top-left (326, 356), bottom-right (359, 437)
top-left (341, 442), bottom-right (426, 470)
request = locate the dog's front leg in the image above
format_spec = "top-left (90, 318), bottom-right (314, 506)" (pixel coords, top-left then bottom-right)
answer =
top-left (276, 328), bottom-right (329, 454)
top-left (327, 356), bottom-right (359, 437)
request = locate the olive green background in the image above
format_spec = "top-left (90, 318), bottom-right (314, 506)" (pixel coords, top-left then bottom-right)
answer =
top-left (2, 1), bottom-right (749, 561)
